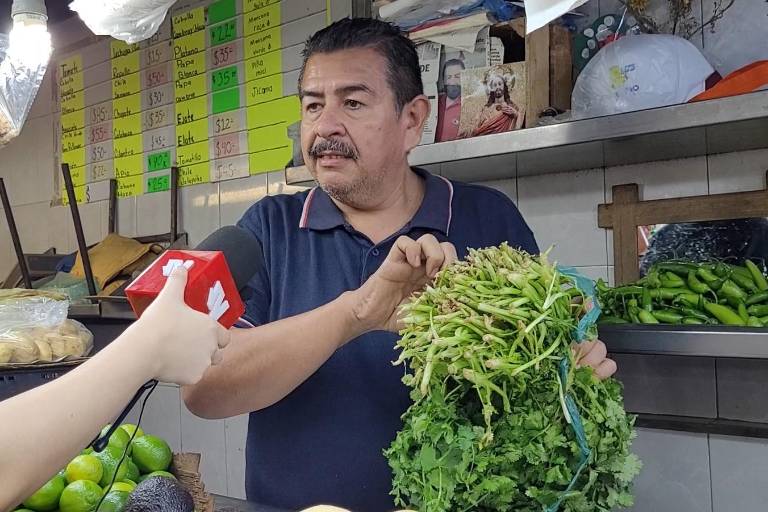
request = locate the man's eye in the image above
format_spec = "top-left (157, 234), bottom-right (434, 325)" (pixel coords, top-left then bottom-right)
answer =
top-left (345, 99), bottom-right (362, 109)
top-left (306, 103), bottom-right (321, 113)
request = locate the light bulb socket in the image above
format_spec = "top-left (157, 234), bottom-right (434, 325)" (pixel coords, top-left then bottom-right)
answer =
top-left (11, 0), bottom-right (48, 21)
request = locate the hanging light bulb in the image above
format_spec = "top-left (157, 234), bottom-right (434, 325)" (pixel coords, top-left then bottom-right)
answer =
top-left (8, 0), bottom-right (51, 69)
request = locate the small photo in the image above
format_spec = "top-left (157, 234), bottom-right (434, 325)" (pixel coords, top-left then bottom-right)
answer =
top-left (458, 62), bottom-right (526, 138)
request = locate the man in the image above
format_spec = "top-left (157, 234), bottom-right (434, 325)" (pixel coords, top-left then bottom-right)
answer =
top-left (184, 18), bottom-right (616, 511)
top-left (435, 58), bottom-right (464, 142)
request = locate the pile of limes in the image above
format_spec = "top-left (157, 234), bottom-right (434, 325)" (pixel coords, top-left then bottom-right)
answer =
top-left (16, 424), bottom-right (174, 512)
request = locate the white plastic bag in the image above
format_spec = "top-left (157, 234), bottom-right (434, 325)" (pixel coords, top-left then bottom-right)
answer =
top-left (572, 34), bottom-right (715, 119)
top-left (69, 0), bottom-right (176, 44)
top-left (0, 33), bottom-right (48, 146)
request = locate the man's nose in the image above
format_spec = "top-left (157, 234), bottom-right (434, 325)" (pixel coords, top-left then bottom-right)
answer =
top-left (314, 106), bottom-right (346, 139)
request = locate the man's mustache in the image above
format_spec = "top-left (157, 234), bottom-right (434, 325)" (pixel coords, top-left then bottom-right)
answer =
top-left (309, 139), bottom-right (359, 160)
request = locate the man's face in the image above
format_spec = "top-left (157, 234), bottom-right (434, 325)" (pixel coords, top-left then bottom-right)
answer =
top-left (489, 76), bottom-right (505, 99)
top-left (299, 48), bottom-right (417, 208)
top-left (443, 63), bottom-right (463, 100)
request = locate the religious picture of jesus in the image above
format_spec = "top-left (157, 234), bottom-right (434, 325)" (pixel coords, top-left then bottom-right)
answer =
top-left (458, 63), bottom-right (526, 138)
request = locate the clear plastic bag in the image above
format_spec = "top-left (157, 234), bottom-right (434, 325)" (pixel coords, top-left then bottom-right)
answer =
top-left (69, 0), bottom-right (176, 44)
top-left (0, 290), bottom-right (94, 366)
top-left (0, 33), bottom-right (49, 146)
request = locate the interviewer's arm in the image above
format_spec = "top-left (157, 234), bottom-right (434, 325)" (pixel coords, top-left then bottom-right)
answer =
top-left (183, 234), bottom-right (457, 419)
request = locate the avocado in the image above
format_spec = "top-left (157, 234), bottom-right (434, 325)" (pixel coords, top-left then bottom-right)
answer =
top-left (123, 476), bottom-right (195, 512)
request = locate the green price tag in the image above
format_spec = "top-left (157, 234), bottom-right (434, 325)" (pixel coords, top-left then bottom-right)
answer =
top-left (210, 19), bottom-right (237, 46)
top-left (147, 150), bottom-right (171, 172)
top-left (208, 0), bottom-right (236, 24)
top-left (212, 87), bottom-right (240, 114)
top-left (147, 175), bottom-right (171, 193)
top-left (212, 66), bottom-right (239, 92)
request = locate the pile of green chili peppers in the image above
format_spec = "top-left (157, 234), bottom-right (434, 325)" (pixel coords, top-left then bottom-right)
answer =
top-left (597, 260), bottom-right (768, 327)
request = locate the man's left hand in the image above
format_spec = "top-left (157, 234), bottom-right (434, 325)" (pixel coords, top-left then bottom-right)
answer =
top-left (572, 339), bottom-right (617, 380)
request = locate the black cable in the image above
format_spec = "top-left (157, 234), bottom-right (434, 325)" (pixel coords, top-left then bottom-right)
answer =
top-left (93, 380), bottom-right (158, 511)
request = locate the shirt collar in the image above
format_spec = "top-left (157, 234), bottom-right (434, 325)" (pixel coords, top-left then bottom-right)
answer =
top-left (298, 167), bottom-right (454, 236)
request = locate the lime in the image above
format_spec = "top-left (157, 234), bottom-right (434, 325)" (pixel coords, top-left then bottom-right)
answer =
top-left (99, 426), bottom-right (131, 453)
top-left (101, 482), bottom-right (133, 495)
top-left (59, 480), bottom-right (102, 512)
top-left (137, 470), bottom-right (176, 483)
top-left (131, 435), bottom-right (172, 473)
top-left (118, 424), bottom-right (144, 441)
top-left (65, 455), bottom-right (103, 484)
top-left (82, 447), bottom-right (94, 455)
top-left (121, 479), bottom-right (137, 491)
top-left (96, 490), bottom-right (129, 512)
top-left (23, 474), bottom-right (67, 511)
top-left (94, 446), bottom-right (129, 487)
top-left (124, 460), bottom-right (140, 483)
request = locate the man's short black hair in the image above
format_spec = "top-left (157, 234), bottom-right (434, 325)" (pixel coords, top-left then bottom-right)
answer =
top-left (299, 17), bottom-right (423, 112)
top-left (443, 58), bottom-right (466, 72)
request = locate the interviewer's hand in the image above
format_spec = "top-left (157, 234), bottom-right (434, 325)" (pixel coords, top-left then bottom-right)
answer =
top-left (350, 234), bottom-right (458, 333)
top-left (572, 339), bottom-right (617, 380)
top-left (133, 266), bottom-right (231, 385)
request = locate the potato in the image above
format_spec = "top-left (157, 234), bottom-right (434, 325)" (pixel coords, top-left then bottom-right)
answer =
top-left (34, 339), bottom-right (53, 362)
top-left (11, 338), bottom-right (40, 363)
top-left (0, 341), bottom-right (13, 364)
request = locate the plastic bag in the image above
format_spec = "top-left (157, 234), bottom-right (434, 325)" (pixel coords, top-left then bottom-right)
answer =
top-left (0, 289), bottom-right (94, 365)
top-left (572, 34), bottom-right (715, 119)
top-left (0, 34), bottom-right (49, 146)
top-left (69, 0), bottom-right (176, 44)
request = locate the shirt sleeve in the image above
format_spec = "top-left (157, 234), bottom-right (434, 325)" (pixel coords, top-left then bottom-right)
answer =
top-left (236, 203), bottom-right (272, 326)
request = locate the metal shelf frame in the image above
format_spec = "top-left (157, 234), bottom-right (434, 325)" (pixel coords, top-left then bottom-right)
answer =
top-left (286, 90), bottom-right (768, 185)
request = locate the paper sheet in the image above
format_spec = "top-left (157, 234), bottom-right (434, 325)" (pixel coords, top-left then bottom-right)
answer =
top-left (524, 0), bottom-right (591, 33)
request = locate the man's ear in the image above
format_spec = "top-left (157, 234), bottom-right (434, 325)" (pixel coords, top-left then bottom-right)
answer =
top-left (401, 94), bottom-right (430, 153)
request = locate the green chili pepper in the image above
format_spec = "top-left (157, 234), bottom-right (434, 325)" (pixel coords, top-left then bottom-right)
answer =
top-left (613, 286), bottom-right (644, 296)
top-left (687, 271), bottom-right (711, 295)
top-left (628, 306), bottom-right (641, 324)
top-left (761, 316), bottom-right (768, 326)
top-left (656, 262), bottom-right (699, 275)
top-left (645, 271), bottom-right (662, 289)
top-left (650, 288), bottom-right (689, 300)
top-left (746, 291), bottom-right (768, 306)
top-left (746, 260), bottom-right (768, 291)
top-left (638, 310), bottom-right (660, 324)
top-left (697, 267), bottom-right (720, 283)
top-left (730, 264), bottom-right (755, 280)
top-left (714, 262), bottom-right (731, 278)
top-left (747, 305), bottom-right (768, 316)
top-left (721, 280), bottom-right (747, 301)
top-left (642, 288), bottom-right (652, 311)
top-left (704, 302), bottom-right (746, 326)
top-left (675, 293), bottom-right (703, 308)
top-left (651, 310), bottom-right (683, 324)
top-left (748, 316), bottom-right (764, 328)
top-left (628, 298), bottom-right (638, 307)
top-left (682, 317), bottom-right (705, 325)
top-left (738, 302), bottom-right (749, 323)
top-left (731, 272), bottom-right (758, 293)
top-left (679, 306), bottom-right (709, 321)
top-left (661, 272), bottom-right (686, 288)
top-left (598, 315), bottom-right (630, 324)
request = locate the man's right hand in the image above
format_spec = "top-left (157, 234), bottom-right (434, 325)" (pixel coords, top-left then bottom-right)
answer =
top-left (350, 234), bottom-right (458, 333)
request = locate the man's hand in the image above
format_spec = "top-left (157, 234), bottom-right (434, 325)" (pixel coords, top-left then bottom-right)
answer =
top-left (135, 266), bottom-right (231, 385)
top-left (572, 339), bottom-right (617, 380)
top-left (501, 101), bottom-right (520, 117)
top-left (350, 234), bottom-right (458, 333)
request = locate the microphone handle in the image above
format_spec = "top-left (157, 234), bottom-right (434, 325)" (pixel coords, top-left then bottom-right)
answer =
top-left (91, 379), bottom-right (159, 452)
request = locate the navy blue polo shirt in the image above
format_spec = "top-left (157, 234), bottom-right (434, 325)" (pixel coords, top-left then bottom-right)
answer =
top-left (236, 167), bottom-right (538, 511)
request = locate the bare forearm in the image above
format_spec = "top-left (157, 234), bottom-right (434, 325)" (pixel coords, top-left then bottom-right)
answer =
top-left (183, 291), bottom-right (367, 418)
top-left (0, 324), bottom-right (156, 509)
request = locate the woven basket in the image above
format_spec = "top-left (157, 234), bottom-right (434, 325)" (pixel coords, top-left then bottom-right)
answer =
top-left (170, 453), bottom-right (215, 512)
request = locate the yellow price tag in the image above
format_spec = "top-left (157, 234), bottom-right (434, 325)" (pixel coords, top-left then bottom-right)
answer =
top-left (178, 162), bottom-right (209, 187)
top-left (245, 50), bottom-right (281, 82)
top-left (244, 3), bottom-right (281, 36)
top-left (113, 72), bottom-right (141, 98)
top-left (61, 89), bottom-right (84, 114)
top-left (245, 27), bottom-right (281, 59)
top-left (61, 185), bottom-right (86, 205)
top-left (113, 134), bottom-right (143, 159)
top-left (173, 31), bottom-right (206, 60)
top-left (245, 74), bottom-right (282, 106)
top-left (113, 93), bottom-right (141, 119)
top-left (172, 7), bottom-right (205, 38)
top-left (177, 140), bottom-right (210, 166)
top-left (244, 0), bottom-right (280, 13)
top-left (176, 96), bottom-right (208, 125)
top-left (61, 110), bottom-right (85, 132)
top-left (114, 154), bottom-right (144, 178)
top-left (62, 147), bottom-right (86, 169)
top-left (112, 51), bottom-right (140, 79)
top-left (175, 73), bottom-right (207, 103)
top-left (61, 128), bottom-right (85, 152)
top-left (58, 55), bottom-right (82, 83)
top-left (247, 124), bottom-right (289, 153)
top-left (113, 113), bottom-right (142, 139)
top-left (176, 118), bottom-right (208, 147)
top-left (111, 40), bottom-right (139, 59)
top-left (247, 95), bottom-right (300, 128)
top-left (174, 50), bottom-right (206, 80)
top-left (248, 145), bottom-right (291, 175)
top-left (117, 174), bottom-right (144, 197)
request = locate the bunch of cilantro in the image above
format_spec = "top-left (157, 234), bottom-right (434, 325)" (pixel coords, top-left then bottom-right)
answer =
top-left (385, 244), bottom-right (641, 511)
